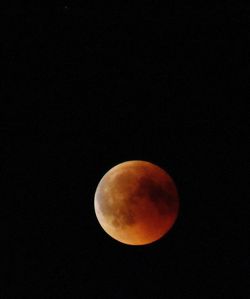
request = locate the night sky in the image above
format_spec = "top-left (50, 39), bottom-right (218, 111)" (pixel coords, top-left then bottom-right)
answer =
top-left (4, 3), bottom-right (248, 298)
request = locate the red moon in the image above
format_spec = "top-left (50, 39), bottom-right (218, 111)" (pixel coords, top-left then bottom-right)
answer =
top-left (94, 161), bottom-right (180, 245)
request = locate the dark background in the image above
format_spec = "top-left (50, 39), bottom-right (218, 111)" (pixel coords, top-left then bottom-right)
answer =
top-left (3, 3), bottom-right (248, 298)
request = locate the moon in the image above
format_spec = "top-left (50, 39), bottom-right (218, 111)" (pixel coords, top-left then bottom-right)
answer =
top-left (94, 160), bottom-right (180, 245)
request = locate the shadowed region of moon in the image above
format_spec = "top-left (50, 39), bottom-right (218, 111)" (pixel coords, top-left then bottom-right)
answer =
top-left (94, 160), bottom-right (180, 245)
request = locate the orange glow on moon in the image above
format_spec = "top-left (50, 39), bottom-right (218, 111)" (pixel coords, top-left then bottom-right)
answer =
top-left (94, 161), bottom-right (180, 245)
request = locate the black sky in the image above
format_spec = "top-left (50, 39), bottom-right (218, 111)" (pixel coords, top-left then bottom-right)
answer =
top-left (3, 3), bottom-right (248, 298)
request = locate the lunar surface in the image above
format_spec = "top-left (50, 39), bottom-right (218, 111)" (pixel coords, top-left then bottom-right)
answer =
top-left (94, 160), bottom-right (179, 245)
